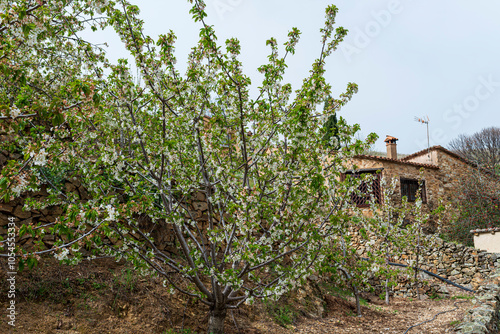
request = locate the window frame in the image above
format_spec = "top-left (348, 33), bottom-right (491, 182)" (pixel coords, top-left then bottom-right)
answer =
top-left (400, 178), bottom-right (427, 203)
top-left (341, 169), bottom-right (383, 208)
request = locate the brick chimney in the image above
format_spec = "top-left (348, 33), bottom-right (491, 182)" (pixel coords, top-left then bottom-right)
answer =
top-left (384, 135), bottom-right (399, 160)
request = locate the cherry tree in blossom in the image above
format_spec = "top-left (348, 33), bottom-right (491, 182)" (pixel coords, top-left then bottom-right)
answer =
top-left (0, 1), bottom-right (379, 332)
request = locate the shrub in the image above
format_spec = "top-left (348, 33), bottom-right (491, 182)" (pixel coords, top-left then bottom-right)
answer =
top-left (445, 173), bottom-right (500, 246)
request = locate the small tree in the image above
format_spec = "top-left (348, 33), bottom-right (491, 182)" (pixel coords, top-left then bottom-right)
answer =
top-left (360, 176), bottom-right (413, 305)
top-left (0, 1), bottom-right (376, 332)
top-left (320, 215), bottom-right (373, 317)
top-left (362, 173), bottom-right (439, 302)
top-left (319, 169), bottom-right (380, 317)
top-left (406, 177), bottom-right (430, 301)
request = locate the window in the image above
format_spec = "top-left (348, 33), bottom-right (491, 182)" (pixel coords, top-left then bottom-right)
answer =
top-left (342, 170), bottom-right (382, 207)
top-left (400, 178), bottom-right (426, 203)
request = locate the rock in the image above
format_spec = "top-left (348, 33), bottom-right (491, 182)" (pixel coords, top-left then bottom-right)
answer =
top-left (78, 186), bottom-right (90, 200)
top-left (20, 217), bottom-right (33, 226)
top-left (307, 275), bottom-right (319, 282)
top-left (456, 322), bottom-right (488, 333)
top-left (65, 182), bottom-right (77, 193)
top-left (437, 285), bottom-right (449, 294)
top-left (51, 207), bottom-right (63, 216)
top-left (0, 152), bottom-right (7, 166)
top-left (194, 191), bottom-right (206, 201)
top-left (13, 206), bottom-right (31, 219)
top-left (193, 201), bottom-right (208, 211)
top-left (0, 203), bottom-right (14, 213)
top-left (461, 268), bottom-right (473, 276)
top-left (43, 234), bottom-right (55, 246)
top-left (0, 212), bottom-right (10, 225)
top-left (0, 223), bottom-right (8, 234)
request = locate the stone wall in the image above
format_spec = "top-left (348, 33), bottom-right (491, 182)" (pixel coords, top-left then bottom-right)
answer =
top-left (0, 183), bottom-right (96, 251)
top-left (0, 180), bottom-right (214, 256)
top-left (1, 144), bottom-right (221, 253)
top-left (0, 145), bottom-right (67, 250)
top-left (403, 147), bottom-right (500, 204)
top-left (349, 229), bottom-right (500, 298)
top-left (455, 267), bottom-right (500, 333)
top-left (348, 156), bottom-right (442, 230)
top-left (374, 161), bottom-right (440, 210)
top-left (434, 150), bottom-right (479, 203)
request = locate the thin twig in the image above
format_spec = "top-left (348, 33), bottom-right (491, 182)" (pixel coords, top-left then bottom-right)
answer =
top-left (231, 309), bottom-right (240, 333)
top-left (181, 297), bottom-right (191, 331)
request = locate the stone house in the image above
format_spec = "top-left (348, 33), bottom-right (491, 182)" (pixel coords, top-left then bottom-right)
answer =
top-left (344, 135), bottom-right (498, 229)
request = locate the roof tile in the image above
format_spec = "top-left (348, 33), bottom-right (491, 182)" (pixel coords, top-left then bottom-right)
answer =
top-left (353, 154), bottom-right (439, 169)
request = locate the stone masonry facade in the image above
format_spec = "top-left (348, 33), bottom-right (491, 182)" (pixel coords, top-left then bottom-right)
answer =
top-left (346, 143), bottom-right (499, 230)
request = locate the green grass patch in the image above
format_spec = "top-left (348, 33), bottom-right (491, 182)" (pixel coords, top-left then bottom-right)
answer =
top-left (451, 294), bottom-right (474, 300)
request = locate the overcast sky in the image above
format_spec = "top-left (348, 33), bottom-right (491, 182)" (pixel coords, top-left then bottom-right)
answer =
top-left (86, 0), bottom-right (500, 154)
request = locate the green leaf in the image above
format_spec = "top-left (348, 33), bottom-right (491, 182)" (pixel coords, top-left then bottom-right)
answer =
top-left (93, 93), bottom-right (101, 107)
top-left (52, 112), bottom-right (64, 126)
top-left (27, 257), bottom-right (37, 270)
top-left (18, 8), bottom-right (26, 20)
top-left (18, 258), bottom-right (25, 271)
top-left (18, 224), bottom-right (27, 238)
top-left (310, 174), bottom-right (325, 191)
top-left (0, 176), bottom-right (7, 187)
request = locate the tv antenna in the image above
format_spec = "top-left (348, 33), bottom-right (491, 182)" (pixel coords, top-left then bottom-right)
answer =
top-left (414, 116), bottom-right (430, 160)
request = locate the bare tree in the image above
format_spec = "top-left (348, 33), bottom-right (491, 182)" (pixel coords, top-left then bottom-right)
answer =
top-left (448, 127), bottom-right (500, 174)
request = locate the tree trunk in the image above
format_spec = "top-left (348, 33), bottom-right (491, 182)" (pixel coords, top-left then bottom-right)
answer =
top-left (337, 264), bottom-right (362, 317)
top-left (385, 243), bottom-right (390, 305)
top-left (208, 307), bottom-right (227, 334)
top-left (415, 225), bottom-right (421, 300)
top-left (385, 279), bottom-right (389, 305)
top-left (353, 284), bottom-right (362, 317)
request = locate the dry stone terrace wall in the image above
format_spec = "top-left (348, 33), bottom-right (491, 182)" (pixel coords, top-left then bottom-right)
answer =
top-left (455, 267), bottom-right (500, 334)
top-left (0, 168), bottom-right (213, 256)
top-left (0, 190), bottom-right (216, 255)
top-left (349, 229), bottom-right (500, 297)
top-left (0, 187), bottom-right (67, 250)
top-left (0, 146), bottom-right (214, 256)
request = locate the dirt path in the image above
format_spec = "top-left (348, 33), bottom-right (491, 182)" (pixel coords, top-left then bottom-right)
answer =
top-left (291, 297), bottom-right (473, 334)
